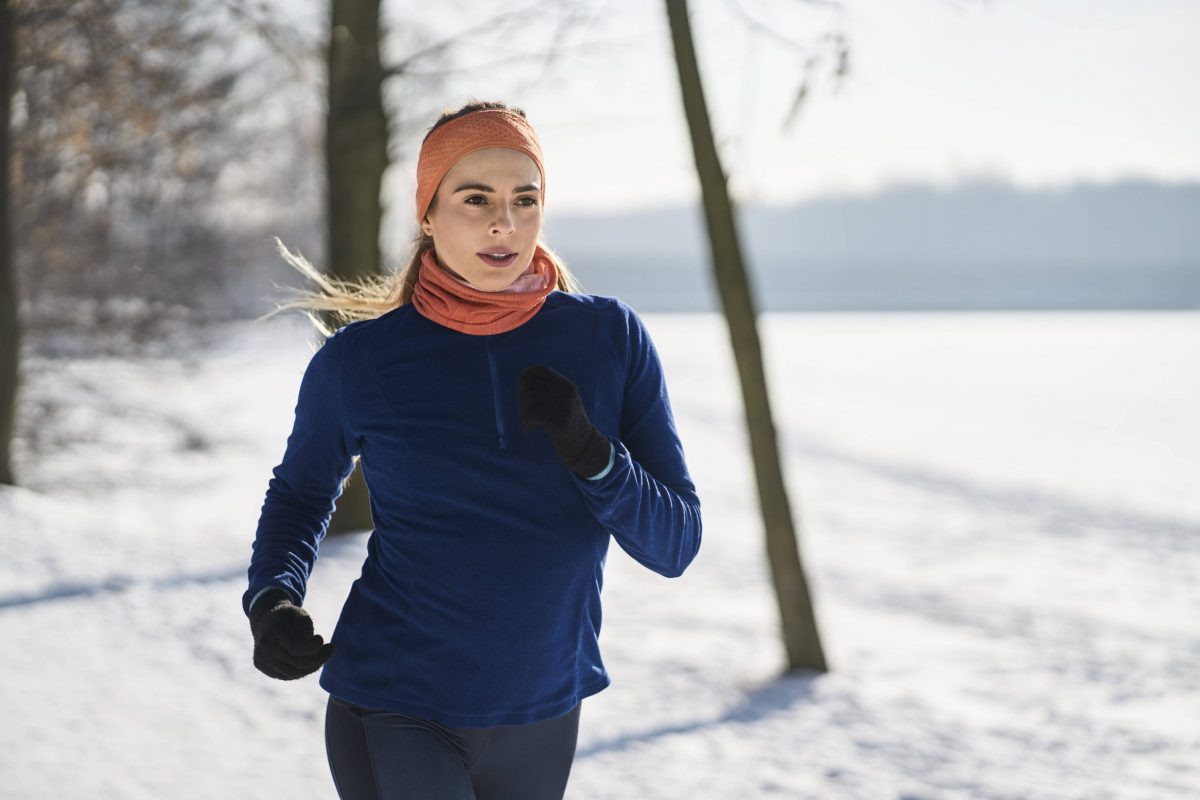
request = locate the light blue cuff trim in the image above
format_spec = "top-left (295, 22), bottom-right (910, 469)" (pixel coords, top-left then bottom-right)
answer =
top-left (248, 585), bottom-right (284, 615)
top-left (586, 441), bottom-right (616, 480)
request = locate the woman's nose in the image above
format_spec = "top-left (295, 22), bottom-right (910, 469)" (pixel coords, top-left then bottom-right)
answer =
top-left (491, 205), bottom-right (515, 234)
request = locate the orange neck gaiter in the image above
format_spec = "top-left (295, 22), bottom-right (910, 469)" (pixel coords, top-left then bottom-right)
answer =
top-left (411, 245), bottom-right (559, 336)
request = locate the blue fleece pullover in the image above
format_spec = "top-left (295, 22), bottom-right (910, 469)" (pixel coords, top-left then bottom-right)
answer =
top-left (242, 291), bottom-right (702, 727)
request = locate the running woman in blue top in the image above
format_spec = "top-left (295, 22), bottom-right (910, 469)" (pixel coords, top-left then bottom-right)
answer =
top-left (243, 100), bottom-right (703, 800)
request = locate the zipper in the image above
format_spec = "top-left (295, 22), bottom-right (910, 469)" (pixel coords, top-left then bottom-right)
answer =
top-left (485, 336), bottom-right (507, 450)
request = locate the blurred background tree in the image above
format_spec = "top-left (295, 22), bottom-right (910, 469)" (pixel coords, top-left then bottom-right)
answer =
top-left (322, 0), bottom-right (390, 535)
top-left (664, 0), bottom-right (832, 673)
top-left (1, 0), bottom-right (16, 485)
top-left (3, 0), bottom-right (336, 483)
top-left (11, 0), bottom-right (275, 347)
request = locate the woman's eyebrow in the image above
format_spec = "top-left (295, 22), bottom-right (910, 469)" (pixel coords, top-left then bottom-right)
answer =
top-left (452, 182), bottom-right (540, 194)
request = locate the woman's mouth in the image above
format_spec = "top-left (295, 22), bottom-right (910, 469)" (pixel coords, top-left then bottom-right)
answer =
top-left (477, 251), bottom-right (518, 268)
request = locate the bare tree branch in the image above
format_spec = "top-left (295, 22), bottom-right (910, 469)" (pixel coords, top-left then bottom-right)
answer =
top-left (381, 0), bottom-right (563, 78)
top-left (217, 0), bottom-right (322, 78)
top-left (712, 0), bottom-right (850, 140)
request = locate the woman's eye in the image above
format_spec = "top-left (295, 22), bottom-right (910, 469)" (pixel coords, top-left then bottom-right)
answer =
top-left (464, 195), bottom-right (536, 208)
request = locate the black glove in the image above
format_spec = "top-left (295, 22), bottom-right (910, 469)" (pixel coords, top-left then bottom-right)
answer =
top-left (517, 365), bottom-right (612, 479)
top-left (248, 588), bottom-right (335, 681)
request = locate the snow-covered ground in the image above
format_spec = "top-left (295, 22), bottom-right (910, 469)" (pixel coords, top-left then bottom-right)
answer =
top-left (2, 310), bottom-right (1197, 799)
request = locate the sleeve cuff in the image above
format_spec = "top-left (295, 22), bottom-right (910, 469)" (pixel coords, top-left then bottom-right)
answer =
top-left (247, 585), bottom-right (293, 616)
top-left (585, 440), bottom-right (616, 480)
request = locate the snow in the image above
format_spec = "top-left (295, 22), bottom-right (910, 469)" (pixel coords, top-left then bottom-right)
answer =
top-left (2, 310), bottom-right (1197, 799)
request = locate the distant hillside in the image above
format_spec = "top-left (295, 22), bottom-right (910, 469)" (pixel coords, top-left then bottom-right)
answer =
top-left (542, 179), bottom-right (1200, 311)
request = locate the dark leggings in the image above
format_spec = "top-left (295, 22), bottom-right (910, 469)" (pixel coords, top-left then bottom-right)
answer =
top-left (324, 694), bottom-right (581, 800)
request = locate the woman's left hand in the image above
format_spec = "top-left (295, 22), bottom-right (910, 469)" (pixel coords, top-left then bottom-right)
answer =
top-left (517, 365), bottom-right (612, 478)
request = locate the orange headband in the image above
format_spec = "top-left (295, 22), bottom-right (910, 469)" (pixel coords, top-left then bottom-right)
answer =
top-left (414, 109), bottom-right (546, 225)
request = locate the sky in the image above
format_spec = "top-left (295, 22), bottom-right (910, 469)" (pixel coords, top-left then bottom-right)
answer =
top-left (264, 0), bottom-right (1200, 251)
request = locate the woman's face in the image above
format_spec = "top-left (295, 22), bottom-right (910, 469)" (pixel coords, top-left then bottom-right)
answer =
top-left (423, 147), bottom-right (544, 292)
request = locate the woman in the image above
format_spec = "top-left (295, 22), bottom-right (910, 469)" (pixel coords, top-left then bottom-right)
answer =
top-left (242, 100), bottom-right (702, 800)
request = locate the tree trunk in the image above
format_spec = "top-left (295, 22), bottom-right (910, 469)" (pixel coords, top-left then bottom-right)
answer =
top-left (663, 0), bottom-right (827, 673)
top-left (324, 0), bottom-right (388, 535)
top-left (0, 0), bottom-right (19, 486)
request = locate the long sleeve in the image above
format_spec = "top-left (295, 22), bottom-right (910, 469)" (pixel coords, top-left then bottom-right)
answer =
top-left (241, 329), bottom-right (361, 616)
top-left (571, 307), bottom-right (702, 578)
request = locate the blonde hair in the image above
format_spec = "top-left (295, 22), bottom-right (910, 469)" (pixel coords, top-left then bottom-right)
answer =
top-left (256, 101), bottom-right (587, 338)
top-left (258, 231), bottom-right (586, 337)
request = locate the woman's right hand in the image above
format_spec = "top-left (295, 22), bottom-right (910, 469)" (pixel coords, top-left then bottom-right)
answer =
top-left (248, 588), bottom-right (336, 680)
